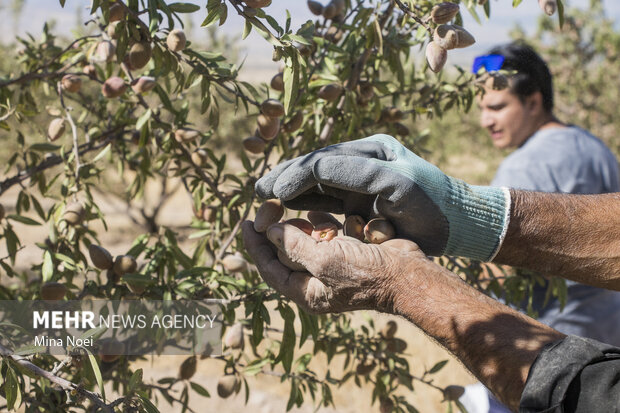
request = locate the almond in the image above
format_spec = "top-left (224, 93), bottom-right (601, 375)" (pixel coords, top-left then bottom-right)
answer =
top-left (101, 76), bottom-right (127, 98)
top-left (224, 322), bottom-right (244, 349)
top-left (260, 99), bottom-right (285, 118)
top-left (311, 222), bottom-right (338, 242)
top-left (538, 0), bottom-right (557, 16)
top-left (47, 118), bottom-right (66, 141)
top-left (113, 255), bottom-right (137, 276)
top-left (307, 0), bottom-right (323, 15)
top-left (108, 2), bottom-right (125, 22)
top-left (364, 218), bottom-right (395, 244)
top-left (254, 199), bottom-right (284, 232)
top-left (426, 41), bottom-right (447, 73)
top-left (317, 83), bottom-right (342, 101)
top-left (222, 255), bottom-right (247, 273)
top-left (270, 72), bottom-right (284, 91)
top-left (243, 136), bottom-right (267, 154)
top-left (283, 111), bottom-right (303, 133)
top-left (88, 244), bottom-right (113, 270)
top-left (166, 29), bottom-right (187, 52)
top-left (61, 74), bottom-right (82, 93)
top-left (343, 215), bottom-right (365, 241)
top-left (63, 202), bottom-right (85, 225)
top-left (40, 282), bottom-right (67, 300)
top-left (174, 128), bottom-right (200, 143)
top-left (256, 114), bottom-right (280, 140)
top-left (128, 42), bottom-right (152, 69)
top-left (131, 76), bottom-right (156, 93)
top-left (430, 2), bottom-right (459, 24)
top-left (179, 356), bottom-right (197, 380)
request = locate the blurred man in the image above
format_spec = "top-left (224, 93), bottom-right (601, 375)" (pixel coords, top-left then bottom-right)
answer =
top-left (462, 42), bottom-right (620, 413)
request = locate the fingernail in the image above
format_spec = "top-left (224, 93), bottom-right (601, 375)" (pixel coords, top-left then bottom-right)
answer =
top-left (266, 224), bottom-right (284, 247)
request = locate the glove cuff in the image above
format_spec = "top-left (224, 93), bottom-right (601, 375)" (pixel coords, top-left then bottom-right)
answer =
top-left (442, 181), bottom-right (511, 261)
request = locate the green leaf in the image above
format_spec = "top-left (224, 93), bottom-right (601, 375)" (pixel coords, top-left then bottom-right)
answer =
top-left (29, 143), bottom-right (61, 152)
top-left (190, 381), bottom-right (210, 397)
top-left (251, 301), bottom-right (264, 347)
top-left (93, 143), bottom-right (111, 163)
top-left (244, 358), bottom-right (269, 376)
top-left (139, 395), bottom-right (160, 413)
top-left (277, 305), bottom-right (296, 373)
top-left (129, 369), bottom-right (143, 392)
top-left (557, 0), bottom-right (564, 28)
top-left (219, 2), bottom-right (228, 26)
top-left (168, 2), bottom-right (200, 13)
top-left (201, 3), bottom-right (221, 27)
top-left (7, 214), bottom-right (41, 226)
top-left (242, 19), bottom-right (252, 39)
top-left (136, 108), bottom-right (152, 131)
top-left (86, 348), bottom-right (106, 401)
top-left (5, 365), bottom-right (19, 410)
top-left (42, 250), bottom-right (54, 282)
top-left (429, 359), bottom-right (448, 374)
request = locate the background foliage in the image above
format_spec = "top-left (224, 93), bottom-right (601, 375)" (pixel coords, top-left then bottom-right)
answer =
top-left (0, 0), bottom-right (616, 412)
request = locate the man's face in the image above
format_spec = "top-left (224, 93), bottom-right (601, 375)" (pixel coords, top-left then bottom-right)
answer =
top-left (478, 86), bottom-right (539, 149)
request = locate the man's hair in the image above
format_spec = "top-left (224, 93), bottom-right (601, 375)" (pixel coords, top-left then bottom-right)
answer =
top-left (487, 42), bottom-right (554, 112)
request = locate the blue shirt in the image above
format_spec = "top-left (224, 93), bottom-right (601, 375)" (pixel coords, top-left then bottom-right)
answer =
top-left (491, 126), bottom-right (620, 345)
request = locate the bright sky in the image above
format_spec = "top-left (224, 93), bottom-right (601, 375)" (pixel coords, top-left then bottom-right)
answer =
top-left (1, 0), bottom-right (618, 70)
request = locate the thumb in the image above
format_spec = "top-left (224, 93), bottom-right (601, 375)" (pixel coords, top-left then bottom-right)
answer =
top-left (266, 223), bottom-right (329, 276)
top-left (381, 238), bottom-right (422, 254)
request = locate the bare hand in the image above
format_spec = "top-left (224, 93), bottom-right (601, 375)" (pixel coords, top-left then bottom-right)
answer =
top-left (242, 220), bottom-right (426, 314)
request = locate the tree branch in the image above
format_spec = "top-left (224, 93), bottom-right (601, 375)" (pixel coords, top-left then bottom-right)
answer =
top-left (0, 344), bottom-right (113, 413)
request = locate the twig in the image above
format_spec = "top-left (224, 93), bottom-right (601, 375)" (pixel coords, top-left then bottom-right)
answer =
top-left (392, 0), bottom-right (431, 33)
top-left (0, 343), bottom-right (113, 413)
top-left (0, 128), bottom-right (121, 195)
top-left (0, 246), bottom-right (26, 262)
top-left (50, 355), bottom-right (73, 375)
top-left (0, 35), bottom-right (100, 88)
top-left (58, 82), bottom-right (82, 193)
top-left (0, 108), bottom-right (15, 122)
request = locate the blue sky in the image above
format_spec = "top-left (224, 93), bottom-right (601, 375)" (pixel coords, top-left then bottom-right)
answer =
top-left (1, 0), bottom-right (619, 70)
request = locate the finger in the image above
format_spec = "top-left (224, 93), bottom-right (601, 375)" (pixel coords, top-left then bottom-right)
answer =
top-left (255, 158), bottom-right (299, 199)
top-left (266, 223), bottom-right (332, 277)
top-left (271, 139), bottom-right (394, 200)
top-left (241, 221), bottom-right (311, 305)
top-left (381, 238), bottom-right (422, 254)
top-left (312, 155), bottom-right (404, 201)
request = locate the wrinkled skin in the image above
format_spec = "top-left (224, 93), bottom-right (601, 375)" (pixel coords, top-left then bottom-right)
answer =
top-left (242, 220), bottom-right (425, 314)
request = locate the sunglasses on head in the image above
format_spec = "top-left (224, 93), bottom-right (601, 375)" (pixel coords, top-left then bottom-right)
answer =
top-left (472, 54), bottom-right (505, 74)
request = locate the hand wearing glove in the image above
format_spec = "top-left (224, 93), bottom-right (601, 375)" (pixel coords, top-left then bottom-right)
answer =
top-left (256, 134), bottom-right (511, 261)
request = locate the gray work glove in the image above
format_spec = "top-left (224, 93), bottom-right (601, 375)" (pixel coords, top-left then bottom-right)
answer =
top-left (255, 134), bottom-right (511, 261)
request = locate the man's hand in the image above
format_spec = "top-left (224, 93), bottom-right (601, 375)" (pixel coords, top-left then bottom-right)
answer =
top-left (241, 220), bottom-right (425, 314)
top-left (255, 134), bottom-right (510, 261)
top-left (242, 219), bottom-right (566, 411)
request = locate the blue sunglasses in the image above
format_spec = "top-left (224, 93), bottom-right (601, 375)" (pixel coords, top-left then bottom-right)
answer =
top-left (472, 54), bottom-right (505, 74)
